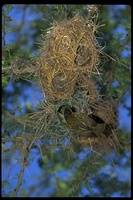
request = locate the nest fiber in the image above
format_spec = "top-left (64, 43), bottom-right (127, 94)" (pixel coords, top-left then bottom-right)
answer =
top-left (39, 14), bottom-right (101, 100)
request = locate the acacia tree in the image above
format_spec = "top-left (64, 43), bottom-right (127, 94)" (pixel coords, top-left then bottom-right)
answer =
top-left (2, 5), bottom-right (131, 197)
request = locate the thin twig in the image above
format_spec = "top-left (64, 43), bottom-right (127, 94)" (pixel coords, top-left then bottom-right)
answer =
top-left (2, 110), bottom-right (33, 128)
top-left (13, 159), bottom-right (26, 197)
top-left (70, 165), bottom-right (90, 197)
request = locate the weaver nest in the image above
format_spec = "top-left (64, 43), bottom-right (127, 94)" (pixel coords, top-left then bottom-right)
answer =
top-left (74, 133), bottom-right (121, 155)
top-left (39, 14), bottom-right (102, 100)
top-left (72, 96), bottom-right (120, 154)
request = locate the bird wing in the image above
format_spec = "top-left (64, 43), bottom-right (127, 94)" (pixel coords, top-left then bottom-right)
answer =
top-left (65, 113), bottom-right (93, 137)
top-left (83, 115), bottom-right (97, 127)
top-left (92, 123), bottom-right (106, 136)
top-left (75, 114), bottom-right (97, 137)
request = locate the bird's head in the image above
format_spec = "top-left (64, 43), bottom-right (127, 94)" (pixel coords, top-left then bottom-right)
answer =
top-left (58, 105), bottom-right (76, 119)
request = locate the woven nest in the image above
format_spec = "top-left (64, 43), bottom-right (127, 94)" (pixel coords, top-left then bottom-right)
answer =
top-left (75, 73), bottom-right (99, 100)
top-left (91, 97), bottom-right (118, 130)
top-left (74, 133), bottom-right (121, 155)
top-left (39, 14), bottom-right (101, 100)
top-left (37, 12), bottom-right (121, 155)
top-left (72, 96), bottom-right (120, 154)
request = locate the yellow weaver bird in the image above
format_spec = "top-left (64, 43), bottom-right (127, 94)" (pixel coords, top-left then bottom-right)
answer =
top-left (58, 105), bottom-right (105, 138)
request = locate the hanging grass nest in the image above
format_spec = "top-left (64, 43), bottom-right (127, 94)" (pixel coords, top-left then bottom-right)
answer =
top-left (90, 96), bottom-right (118, 132)
top-left (39, 14), bottom-right (102, 100)
top-left (74, 73), bottom-right (99, 102)
top-left (72, 96), bottom-right (121, 154)
top-left (35, 10), bottom-right (121, 156)
top-left (74, 133), bottom-right (121, 155)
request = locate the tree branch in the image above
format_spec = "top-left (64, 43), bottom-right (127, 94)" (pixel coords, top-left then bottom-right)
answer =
top-left (2, 110), bottom-right (33, 128)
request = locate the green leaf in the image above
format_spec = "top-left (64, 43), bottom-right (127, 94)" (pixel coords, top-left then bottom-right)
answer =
top-left (2, 76), bottom-right (8, 88)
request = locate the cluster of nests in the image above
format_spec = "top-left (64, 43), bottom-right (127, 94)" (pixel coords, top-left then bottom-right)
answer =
top-left (39, 14), bottom-right (100, 100)
top-left (38, 14), bottom-right (121, 154)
